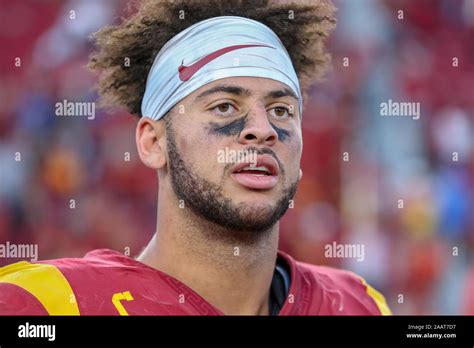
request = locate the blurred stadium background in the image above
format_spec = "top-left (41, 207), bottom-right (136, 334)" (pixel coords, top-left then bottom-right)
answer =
top-left (0, 0), bottom-right (473, 314)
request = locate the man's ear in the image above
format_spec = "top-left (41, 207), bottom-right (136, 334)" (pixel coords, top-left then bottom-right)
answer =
top-left (299, 168), bottom-right (303, 181)
top-left (136, 116), bottom-right (167, 169)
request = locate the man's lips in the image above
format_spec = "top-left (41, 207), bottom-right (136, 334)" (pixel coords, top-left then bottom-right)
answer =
top-left (230, 155), bottom-right (279, 190)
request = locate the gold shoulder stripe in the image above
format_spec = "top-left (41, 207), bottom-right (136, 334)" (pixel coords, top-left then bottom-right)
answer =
top-left (0, 261), bottom-right (80, 315)
top-left (359, 276), bottom-right (392, 315)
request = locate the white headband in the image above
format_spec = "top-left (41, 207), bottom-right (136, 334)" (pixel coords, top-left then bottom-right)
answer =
top-left (141, 16), bottom-right (302, 120)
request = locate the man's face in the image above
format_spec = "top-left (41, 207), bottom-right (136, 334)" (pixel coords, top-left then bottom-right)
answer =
top-left (165, 77), bottom-right (303, 237)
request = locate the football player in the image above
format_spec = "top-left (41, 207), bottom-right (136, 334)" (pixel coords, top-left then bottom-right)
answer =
top-left (0, 0), bottom-right (391, 316)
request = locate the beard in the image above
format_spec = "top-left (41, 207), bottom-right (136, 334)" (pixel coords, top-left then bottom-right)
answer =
top-left (166, 125), bottom-right (299, 242)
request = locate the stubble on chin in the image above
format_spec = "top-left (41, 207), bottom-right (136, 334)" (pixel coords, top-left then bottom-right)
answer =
top-left (165, 126), bottom-right (299, 245)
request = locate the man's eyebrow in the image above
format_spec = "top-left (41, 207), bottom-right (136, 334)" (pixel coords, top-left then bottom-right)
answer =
top-left (265, 88), bottom-right (298, 100)
top-left (194, 85), bottom-right (252, 100)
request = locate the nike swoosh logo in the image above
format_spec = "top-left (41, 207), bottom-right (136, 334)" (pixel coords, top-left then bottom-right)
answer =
top-left (178, 44), bottom-right (273, 82)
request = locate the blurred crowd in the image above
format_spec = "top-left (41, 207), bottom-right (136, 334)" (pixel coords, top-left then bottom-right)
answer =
top-left (0, 0), bottom-right (473, 314)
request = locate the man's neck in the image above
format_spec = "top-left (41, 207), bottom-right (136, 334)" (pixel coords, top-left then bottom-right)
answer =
top-left (137, 194), bottom-right (279, 315)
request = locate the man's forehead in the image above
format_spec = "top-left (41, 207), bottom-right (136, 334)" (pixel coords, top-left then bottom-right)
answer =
top-left (189, 77), bottom-right (299, 101)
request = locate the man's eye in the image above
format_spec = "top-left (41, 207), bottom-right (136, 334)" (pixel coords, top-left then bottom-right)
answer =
top-left (212, 103), bottom-right (237, 115)
top-left (269, 106), bottom-right (290, 118)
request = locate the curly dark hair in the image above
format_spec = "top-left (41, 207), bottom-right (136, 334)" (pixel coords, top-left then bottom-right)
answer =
top-left (88, 0), bottom-right (336, 117)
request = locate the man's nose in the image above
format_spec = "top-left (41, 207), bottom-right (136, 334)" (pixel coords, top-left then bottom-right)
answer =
top-left (238, 105), bottom-right (278, 146)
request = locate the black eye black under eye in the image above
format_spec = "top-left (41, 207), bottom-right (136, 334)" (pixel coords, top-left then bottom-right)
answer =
top-left (208, 116), bottom-right (247, 137)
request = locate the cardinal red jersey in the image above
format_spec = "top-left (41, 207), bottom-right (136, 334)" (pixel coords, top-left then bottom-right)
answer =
top-left (0, 249), bottom-right (391, 315)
